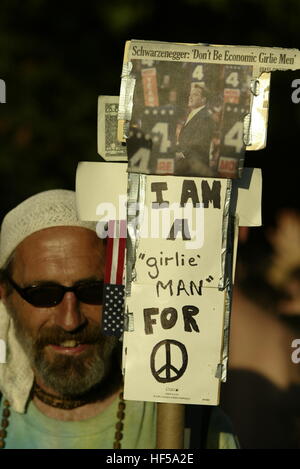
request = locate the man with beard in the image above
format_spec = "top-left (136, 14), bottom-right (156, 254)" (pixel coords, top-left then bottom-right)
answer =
top-left (0, 190), bottom-right (155, 449)
top-left (0, 189), bottom-right (239, 449)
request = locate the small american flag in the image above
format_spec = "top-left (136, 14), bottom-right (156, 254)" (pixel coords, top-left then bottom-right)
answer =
top-left (102, 220), bottom-right (126, 337)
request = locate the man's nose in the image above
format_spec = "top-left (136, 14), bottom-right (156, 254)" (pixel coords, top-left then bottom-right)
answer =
top-left (53, 291), bottom-right (86, 331)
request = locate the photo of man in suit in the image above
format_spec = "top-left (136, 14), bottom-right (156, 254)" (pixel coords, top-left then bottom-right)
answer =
top-left (176, 84), bottom-right (215, 176)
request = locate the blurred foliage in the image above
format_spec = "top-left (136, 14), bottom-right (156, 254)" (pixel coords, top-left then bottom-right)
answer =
top-left (0, 0), bottom-right (300, 219)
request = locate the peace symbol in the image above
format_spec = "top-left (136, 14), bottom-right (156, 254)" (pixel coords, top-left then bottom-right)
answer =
top-left (150, 339), bottom-right (188, 383)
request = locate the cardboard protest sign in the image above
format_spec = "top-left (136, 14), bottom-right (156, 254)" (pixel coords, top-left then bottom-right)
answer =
top-left (131, 175), bottom-right (231, 289)
top-left (233, 167), bottom-right (262, 227)
top-left (76, 161), bottom-right (127, 222)
top-left (124, 284), bottom-right (227, 405)
top-left (122, 174), bottom-right (233, 404)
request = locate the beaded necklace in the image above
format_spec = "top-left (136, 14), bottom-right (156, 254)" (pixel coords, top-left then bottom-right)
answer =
top-left (0, 389), bottom-right (126, 449)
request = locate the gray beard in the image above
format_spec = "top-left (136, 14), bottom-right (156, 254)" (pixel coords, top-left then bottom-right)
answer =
top-left (32, 340), bottom-right (118, 397)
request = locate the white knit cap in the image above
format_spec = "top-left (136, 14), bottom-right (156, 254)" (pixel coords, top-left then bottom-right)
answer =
top-left (0, 189), bottom-right (96, 267)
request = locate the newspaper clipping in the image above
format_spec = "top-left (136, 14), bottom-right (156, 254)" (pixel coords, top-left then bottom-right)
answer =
top-left (119, 40), bottom-right (300, 178)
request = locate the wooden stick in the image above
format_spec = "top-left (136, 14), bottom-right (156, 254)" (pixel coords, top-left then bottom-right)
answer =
top-left (156, 403), bottom-right (185, 449)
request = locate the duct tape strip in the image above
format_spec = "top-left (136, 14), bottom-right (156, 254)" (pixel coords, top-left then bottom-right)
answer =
top-left (243, 113), bottom-right (252, 147)
top-left (218, 179), bottom-right (232, 290)
top-left (125, 173), bottom-right (146, 298)
top-left (242, 77), bottom-right (258, 149)
top-left (220, 283), bottom-right (233, 382)
top-left (218, 213), bottom-right (236, 382)
top-left (217, 189), bottom-right (236, 382)
top-left (218, 283), bottom-right (232, 382)
top-left (238, 75), bottom-right (263, 175)
top-left (118, 61), bottom-right (136, 139)
top-left (124, 306), bottom-right (134, 333)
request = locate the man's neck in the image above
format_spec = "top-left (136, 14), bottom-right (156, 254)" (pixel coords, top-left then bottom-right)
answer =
top-left (31, 350), bottom-right (123, 421)
top-left (32, 387), bottom-right (121, 421)
top-left (185, 105), bottom-right (206, 125)
top-left (190, 104), bottom-right (206, 114)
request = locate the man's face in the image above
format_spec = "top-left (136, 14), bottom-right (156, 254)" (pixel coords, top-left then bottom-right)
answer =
top-left (1, 226), bottom-right (119, 397)
top-left (188, 88), bottom-right (205, 109)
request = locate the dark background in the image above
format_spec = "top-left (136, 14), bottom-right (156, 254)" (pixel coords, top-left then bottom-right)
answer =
top-left (0, 0), bottom-right (299, 220)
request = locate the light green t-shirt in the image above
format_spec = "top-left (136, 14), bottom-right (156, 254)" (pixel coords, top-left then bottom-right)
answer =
top-left (1, 397), bottom-right (156, 449)
top-left (0, 397), bottom-right (239, 449)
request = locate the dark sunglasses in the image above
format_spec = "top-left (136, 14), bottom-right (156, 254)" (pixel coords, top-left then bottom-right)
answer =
top-left (6, 276), bottom-right (104, 308)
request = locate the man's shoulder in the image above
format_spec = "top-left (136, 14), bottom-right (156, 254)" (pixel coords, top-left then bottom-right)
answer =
top-left (195, 106), bottom-right (211, 118)
top-left (187, 107), bottom-right (215, 128)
